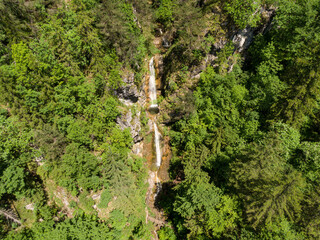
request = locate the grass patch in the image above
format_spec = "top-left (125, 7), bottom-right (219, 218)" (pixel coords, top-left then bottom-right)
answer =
top-left (98, 189), bottom-right (111, 209)
top-left (145, 133), bottom-right (153, 144)
top-left (13, 198), bottom-right (36, 228)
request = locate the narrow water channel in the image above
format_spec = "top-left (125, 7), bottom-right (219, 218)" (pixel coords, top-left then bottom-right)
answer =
top-left (148, 56), bottom-right (162, 207)
top-left (148, 57), bottom-right (162, 169)
top-left (154, 123), bottom-right (162, 167)
top-left (149, 57), bottom-right (158, 110)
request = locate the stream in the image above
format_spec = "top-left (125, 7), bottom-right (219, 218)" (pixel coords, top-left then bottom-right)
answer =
top-left (149, 57), bottom-right (162, 169)
top-left (148, 56), bottom-right (162, 207)
top-left (145, 55), bottom-right (169, 239)
top-left (149, 57), bottom-right (158, 110)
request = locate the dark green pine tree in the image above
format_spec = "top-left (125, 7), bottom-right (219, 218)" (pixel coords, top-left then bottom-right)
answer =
top-left (173, 148), bottom-right (239, 239)
top-left (230, 133), bottom-right (306, 228)
top-left (101, 148), bottom-right (131, 192)
top-left (270, 0), bottom-right (320, 129)
top-left (271, 55), bottom-right (320, 129)
top-left (300, 185), bottom-right (320, 239)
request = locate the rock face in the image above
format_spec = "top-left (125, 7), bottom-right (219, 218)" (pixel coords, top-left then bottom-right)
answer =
top-left (115, 73), bottom-right (139, 103)
top-left (232, 7), bottom-right (276, 53)
top-left (117, 109), bottom-right (142, 143)
top-left (115, 71), bottom-right (147, 148)
top-left (232, 26), bottom-right (255, 52)
top-left (162, 37), bottom-right (170, 48)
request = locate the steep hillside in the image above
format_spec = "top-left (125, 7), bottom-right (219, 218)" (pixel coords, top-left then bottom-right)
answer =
top-left (0, 0), bottom-right (320, 239)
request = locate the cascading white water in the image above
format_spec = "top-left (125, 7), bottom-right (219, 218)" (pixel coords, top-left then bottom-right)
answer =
top-left (154, 123), bottom-right (162, 167)
top-left (149, 57), bottom-right (162, 168)
top-left (147, 56), bottom-right (162, 209)
top-left (149, 57), bottom-right (158, 109)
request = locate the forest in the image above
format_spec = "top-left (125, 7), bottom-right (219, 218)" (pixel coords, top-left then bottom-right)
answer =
top-left (0, 0), bottom-right (319, 239)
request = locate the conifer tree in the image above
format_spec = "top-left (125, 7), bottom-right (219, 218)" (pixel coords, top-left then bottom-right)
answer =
top-left (230, 133), bottom-right (306, 228)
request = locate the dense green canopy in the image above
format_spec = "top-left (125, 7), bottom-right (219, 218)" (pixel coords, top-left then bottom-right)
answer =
top-left (0, 0), bottom-right (320, 239)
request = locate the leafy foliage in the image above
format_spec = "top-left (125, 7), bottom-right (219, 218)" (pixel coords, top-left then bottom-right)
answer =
top-left (5, 214), bottom-right (113, 240)
top-left (1, 0), bottom-right (320, 239)
top-left (0, 115), bottom-right (33, 199)
top-left (225, 0), bottom-right (261, 28)
top-left (0, 0), bottom-right (151, 238)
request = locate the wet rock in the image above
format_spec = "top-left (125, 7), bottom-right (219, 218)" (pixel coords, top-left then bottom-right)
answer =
top-left (115, 73), bottom-right (139, 103)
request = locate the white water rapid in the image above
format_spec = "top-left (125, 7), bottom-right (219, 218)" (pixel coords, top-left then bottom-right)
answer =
top-left (145, 56), bottom-right (164, 232)
top-left (154, 123), bottom-right (162, 167)
top-left (149, 57), bottom-right (162, 168)
top-left (149, 57), bottom-right (158, 109)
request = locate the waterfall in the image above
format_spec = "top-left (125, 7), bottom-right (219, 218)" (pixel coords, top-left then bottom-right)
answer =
top-left (154, 123), bottom-right (162, 167)
top-left (149, 56), bottom-right (162, 168)
top-left (149, 57), bottom-right (158, 109)
top-left (147, 56), bottom-right (162, 211)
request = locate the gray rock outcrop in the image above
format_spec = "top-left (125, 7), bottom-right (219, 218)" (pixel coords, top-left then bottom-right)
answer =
top-left (115, 73), bottom-right (139, 103)
top-left (117, 109), bottom-right (142, 143)
top-left (232, 7), bottom-right (276, 53)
